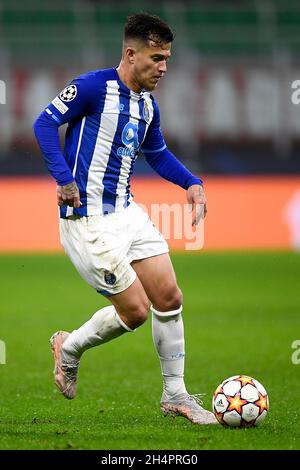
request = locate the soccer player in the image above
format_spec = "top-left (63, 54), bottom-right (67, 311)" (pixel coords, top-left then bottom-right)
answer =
top-left (33, 12), bottom-right (216, 425)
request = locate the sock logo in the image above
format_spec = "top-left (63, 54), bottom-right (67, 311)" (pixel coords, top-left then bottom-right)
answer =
top-left (171, 352), bottom-right (185, 359)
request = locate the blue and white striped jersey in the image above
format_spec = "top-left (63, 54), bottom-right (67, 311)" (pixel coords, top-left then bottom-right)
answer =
top-left (45, 68), bottom-right (166, 218)
top-left (34, 67), bottom-right (202, 218)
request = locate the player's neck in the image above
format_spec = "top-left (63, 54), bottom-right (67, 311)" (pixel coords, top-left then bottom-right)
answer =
top-left (116, 63), bottom-right (142, 94)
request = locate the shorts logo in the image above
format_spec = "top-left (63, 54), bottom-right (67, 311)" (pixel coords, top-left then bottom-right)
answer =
top-left (59, 85), bottom-right (77, 102)
top-left (104, 271), bottom-right (117, 286)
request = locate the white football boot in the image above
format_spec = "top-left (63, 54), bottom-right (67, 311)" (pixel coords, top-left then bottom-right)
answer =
top-left (50, 331), bottom-right (80, 400)
top-left (161, 393), bottom-right (218, 425)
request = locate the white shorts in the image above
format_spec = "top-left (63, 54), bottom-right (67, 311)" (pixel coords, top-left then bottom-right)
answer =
top-left (59, 201), bottom-right (169, 296)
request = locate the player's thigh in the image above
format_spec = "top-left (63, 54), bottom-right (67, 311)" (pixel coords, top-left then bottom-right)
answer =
top-left (131, 253), bottom-right (183, 311)
top-left (60, 217), bottom-right (150, 329)
top-left (60, 215), bottom-right (134, 296)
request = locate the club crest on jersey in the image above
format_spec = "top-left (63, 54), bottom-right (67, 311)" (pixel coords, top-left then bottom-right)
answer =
top-left (143, 101), bottom-right (150, 123)
top-left (104, 271), bottom-right (117, 286)
top-left (59, 85), bottom-right (77, 102)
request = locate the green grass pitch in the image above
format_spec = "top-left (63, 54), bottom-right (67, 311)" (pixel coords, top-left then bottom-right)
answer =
top-left (0, 251), bottom-right (300, 450)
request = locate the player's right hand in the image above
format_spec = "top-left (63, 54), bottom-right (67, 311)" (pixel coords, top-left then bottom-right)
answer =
top-left (186, 184), bottom-right (207, 226)
top-left (57, 181), bottom-right (82, 208)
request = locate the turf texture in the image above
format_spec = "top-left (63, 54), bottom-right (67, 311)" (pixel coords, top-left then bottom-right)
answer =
top-left (0, 251), bottom-right (299, 450)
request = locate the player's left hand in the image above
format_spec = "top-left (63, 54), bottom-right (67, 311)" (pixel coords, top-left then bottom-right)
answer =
top-left (57, 181), bottom-right (82, 208)
top-left (186, 184), bottom-right (207, 226)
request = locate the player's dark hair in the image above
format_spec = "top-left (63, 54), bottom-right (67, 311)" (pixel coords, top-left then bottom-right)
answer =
top-left (124, 12), bottom-right (174, 45)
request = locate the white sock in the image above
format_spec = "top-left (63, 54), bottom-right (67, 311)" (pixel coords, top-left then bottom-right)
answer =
top-left (152, 305), bottom-right (188, 400)
top-left (62, 305), bottom-right (133, 358)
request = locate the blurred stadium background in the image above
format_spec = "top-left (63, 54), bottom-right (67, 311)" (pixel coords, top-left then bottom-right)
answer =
top-left (1, 0), bottom-right (300, 251)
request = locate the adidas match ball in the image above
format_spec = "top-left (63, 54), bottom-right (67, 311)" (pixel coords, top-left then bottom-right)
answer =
top-left (212, 375), bottom-right (269, 427)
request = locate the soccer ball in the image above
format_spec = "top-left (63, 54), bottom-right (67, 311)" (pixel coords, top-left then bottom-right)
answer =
top-left (212, 375), bottom-right (269, 427)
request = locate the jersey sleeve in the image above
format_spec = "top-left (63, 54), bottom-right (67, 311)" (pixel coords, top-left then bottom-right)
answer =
top-left (144, 146), bottom-right (203, 190)
top-left (141, 97), bottom-right (166, 155)
top-left (33, 72), bottom-right (101, 185)
top-left (141, 97), bottom-right (203, 190)
top-left (33, 72), bottom-right (100, 186)
top-left (44, 72), bottom-right (100, 125)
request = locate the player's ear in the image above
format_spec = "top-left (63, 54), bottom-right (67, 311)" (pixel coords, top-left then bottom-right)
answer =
top-left (125, 47), bottom-right (136, 64)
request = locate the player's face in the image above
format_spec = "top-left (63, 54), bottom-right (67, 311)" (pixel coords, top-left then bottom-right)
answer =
top-left (132, 41), bottom-right (171, 92)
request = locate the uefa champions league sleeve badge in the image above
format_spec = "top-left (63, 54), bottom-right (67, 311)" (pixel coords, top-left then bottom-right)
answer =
top-left (59, 85), bottom-right (77, 102)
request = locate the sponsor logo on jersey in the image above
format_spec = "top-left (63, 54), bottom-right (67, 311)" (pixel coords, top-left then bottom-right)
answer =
top-left (59, 84), bottom-right (77, 102)
top-left (51, 96), bottom-right (69, 114)
top-left (117, 122), bottom-right (139, 159)
top-left (117, 146), bottom-right (136, 158)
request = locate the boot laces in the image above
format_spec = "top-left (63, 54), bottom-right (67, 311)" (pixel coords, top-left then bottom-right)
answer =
top-left (188, 393), bottom-right (206, 408)
top-left (61, 362), bottom-right (79, 381)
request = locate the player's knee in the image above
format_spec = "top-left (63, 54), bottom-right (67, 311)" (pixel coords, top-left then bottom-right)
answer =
top-left (127, 299), bottom-right (150, 329)
top-left (155, 286), bottom-right (183, 312)
top-left (166, 288), bottom-right (183, 311)
top-left (173, 288), bottom-right (183, 309)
